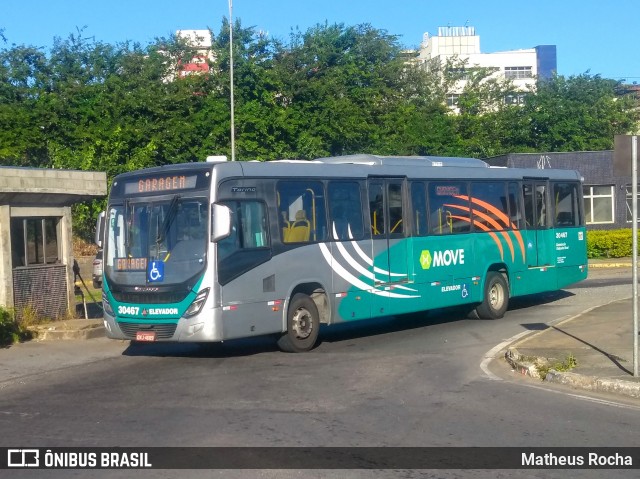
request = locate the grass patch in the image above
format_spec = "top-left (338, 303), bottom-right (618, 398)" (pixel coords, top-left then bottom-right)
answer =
top-left (536, 353), bottom-right (578, 380)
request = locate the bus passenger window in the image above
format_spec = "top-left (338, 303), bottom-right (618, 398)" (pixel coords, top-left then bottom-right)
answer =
top-left (428, 182), bottom-right (471, 234)
top-left (217, 201), bottom-right (269, 260)
top-left (470, 182), bottom-right (509, 231)
top-left (523, 184), bottom-right (535, 228)
top-left (523, 183), bottom-right (548, 229)
top-left (278, 181), bottom-right (327, 243)
top-left (328, 181), bottom-right (363, 240)
top-left (388, 182), bottom-right (404, 235)
top-left (411, 182), bottom-right (428, 236)
top-left (553, 183), bottom-right (580, 227)
top-left (508, 182), bottom-right (522, 229)
top-left (536, 185), bottom-right (548, 227)
top-left (369, 183), bottom-right (385, 236)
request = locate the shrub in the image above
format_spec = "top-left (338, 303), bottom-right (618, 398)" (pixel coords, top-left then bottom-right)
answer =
top-left (0, 307), bottom-right (20, 346)
top-left (586, 229), bottom-right (637, 258)
top-left (0, 306), bottom-right (37, 346)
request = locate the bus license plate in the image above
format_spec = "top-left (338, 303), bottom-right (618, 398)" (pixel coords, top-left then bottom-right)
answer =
top-left (136, 331), bottom-right (156, 342)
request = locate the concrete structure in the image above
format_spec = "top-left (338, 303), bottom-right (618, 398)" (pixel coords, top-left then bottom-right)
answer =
top-left (485, 151), bottom-right (630, 230)
top-left (417, 26), bottom-right (556, 109)
top-left (0, 167), bottom-right (107, 319)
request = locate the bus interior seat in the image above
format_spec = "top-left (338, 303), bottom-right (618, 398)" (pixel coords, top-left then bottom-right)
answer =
top-left (281, 211), bottom-right (291, 241)
top-left (287, 210), bottom-right (311, 242)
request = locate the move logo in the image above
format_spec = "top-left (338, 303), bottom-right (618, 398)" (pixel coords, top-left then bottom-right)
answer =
top-left (420, 249), bottom-right (465, 270)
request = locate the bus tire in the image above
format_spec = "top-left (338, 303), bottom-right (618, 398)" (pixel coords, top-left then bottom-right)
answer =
top-left (475, 272), bottom-right (509, 319)
top-left (278, 293), bottom-right (320, 353)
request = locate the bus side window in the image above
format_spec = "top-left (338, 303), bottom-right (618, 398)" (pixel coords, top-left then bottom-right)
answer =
top-left (470, 182), bottom-right (509, 231)
top-left (388, 182), bottom-right (404, 235)
top-left (278, 181), bottom-right (327, 243)
top-left (553, 182), bottom-right (580, 227)
top-left (369, 183), bottom-right (385, 236)
top-left (217, 201), bottom-right (269, 260)
top-left (411, 182), bottom-right (428, 236)
top-left (428, 182), bottom-right (470, 234)
top-left (523, 183), bottom-right (548, 229)
top-left (508, 182), bottom-right (522, 229)
top-left (328, 181), bottom-right (363, 240)
top-left (536, 185), bottom-right (548, 227)
top-left (523, 184), bottom-right (535, 228)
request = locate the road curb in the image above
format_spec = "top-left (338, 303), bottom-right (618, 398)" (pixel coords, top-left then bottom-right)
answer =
top-left (505, 348), bottom-right (545, 379)
top-left (506, 348), bottom-right (640, 399)
top-left (588, 263), bottom-right (631, 268)
top-left (28, 321), bottom-right (105, 341)
top-left (544, 370), bottom-right (640, 399)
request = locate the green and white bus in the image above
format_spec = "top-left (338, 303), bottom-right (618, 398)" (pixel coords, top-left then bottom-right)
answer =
top-left (96, 154), bottom-right (587, 352)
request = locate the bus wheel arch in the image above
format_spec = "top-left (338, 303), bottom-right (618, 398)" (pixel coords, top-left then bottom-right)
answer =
top-left (278, 283), bottom-right (328, 353)
top-left (475, 266), bottom-right (509, 320)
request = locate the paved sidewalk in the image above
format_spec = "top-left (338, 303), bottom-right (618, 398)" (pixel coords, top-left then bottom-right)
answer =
top-left (506, 297), bottom-right (640, 399)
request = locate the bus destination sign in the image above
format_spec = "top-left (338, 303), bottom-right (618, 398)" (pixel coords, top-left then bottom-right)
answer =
top-left (124, 174), bottom-right (198, 195)
top-left (116, 257), bottom-right (148, 271)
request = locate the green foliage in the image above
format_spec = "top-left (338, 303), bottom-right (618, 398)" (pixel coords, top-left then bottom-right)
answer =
top-left (586, 229), bottom-right (637, 258)
top-left (520, 74), bottom-right (638, 152)
top-left (0, 20), bottom-right (638, 233)
top-left (0, 306), bottom-right (18, 345)
top-left (0, 306), bottom-right (35, 346)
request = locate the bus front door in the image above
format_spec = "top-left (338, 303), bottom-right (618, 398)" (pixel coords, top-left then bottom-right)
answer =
top-left (368, 179), bottom-right (410, 317)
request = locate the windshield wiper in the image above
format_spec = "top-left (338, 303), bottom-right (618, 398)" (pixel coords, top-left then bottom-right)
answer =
top-left (156, 195), bottom-right (180, 246)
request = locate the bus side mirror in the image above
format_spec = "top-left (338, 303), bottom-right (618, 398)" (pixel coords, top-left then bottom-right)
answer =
top-left (95, 211), bottom-right (106, 248)
top-left (211, 204), bottom-right (231, 241)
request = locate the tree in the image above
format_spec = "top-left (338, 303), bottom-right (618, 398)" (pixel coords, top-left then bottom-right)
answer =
top-left (272, 23), bottom-right (415, 158)
top-left (521, 74), bottom-right (639, 152)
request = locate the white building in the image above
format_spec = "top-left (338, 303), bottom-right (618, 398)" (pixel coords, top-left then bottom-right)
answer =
top-left (175, 30), bottom-right (215, 78)
top-left (417, 26), bottom-right (556, 108)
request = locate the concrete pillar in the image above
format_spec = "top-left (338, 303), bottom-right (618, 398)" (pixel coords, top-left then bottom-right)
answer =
top-left (61, 206), bottom-right (76, 316)
top-left (0, 205), bottom-right (13, 308)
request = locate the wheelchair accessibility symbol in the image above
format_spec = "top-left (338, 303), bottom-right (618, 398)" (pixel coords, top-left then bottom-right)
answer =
top-left (148, 260), bottom-right (164, 282)
top-left (461, 283), bottom-right (469, 299)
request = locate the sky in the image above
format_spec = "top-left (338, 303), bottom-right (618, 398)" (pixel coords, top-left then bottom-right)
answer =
top-left (1, 0), bottom-right (638, 82)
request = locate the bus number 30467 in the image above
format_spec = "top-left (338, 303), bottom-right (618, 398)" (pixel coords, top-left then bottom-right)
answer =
top-left (118, 306), bottom-right (140, 315)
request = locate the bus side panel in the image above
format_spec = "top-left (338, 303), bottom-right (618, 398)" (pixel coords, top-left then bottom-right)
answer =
top-left (408, 235), bottom-right (479, 311)
top-left (219, 245), bottom-right (333, 339)
top-left (329, 239), bottom-right (372, 322)
top-left (511, 230), bottom-right (558, 297)
top-left (217, 259), bottom-right (290, 340)
top-left (555, 226), bottom-right (588, 289)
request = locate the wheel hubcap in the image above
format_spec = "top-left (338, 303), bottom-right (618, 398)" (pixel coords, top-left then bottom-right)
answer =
top-left (489, 283), bottom-right (504, 309)
top-left (292, 307), bottom-right (313, 339)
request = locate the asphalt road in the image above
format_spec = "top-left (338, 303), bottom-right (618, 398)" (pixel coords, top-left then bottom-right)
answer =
top-left (1, 268), bottom-right (638, 479)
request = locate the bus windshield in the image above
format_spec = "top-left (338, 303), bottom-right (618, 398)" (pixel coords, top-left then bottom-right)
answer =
top-left (104, 196), bottom-right (208, 287)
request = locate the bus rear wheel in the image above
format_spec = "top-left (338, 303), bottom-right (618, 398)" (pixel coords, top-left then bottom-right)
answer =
top-left (277, 293), bottom-right (320, 353)
top-left (475, 272), bottom-right (509, 319)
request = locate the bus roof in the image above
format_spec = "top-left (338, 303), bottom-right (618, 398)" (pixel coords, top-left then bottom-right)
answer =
top-left (112, 155), bottom-right (583, 184)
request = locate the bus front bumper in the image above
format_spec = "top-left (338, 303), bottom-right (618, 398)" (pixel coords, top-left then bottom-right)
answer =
top-left (102, 310), bottom-right (224, 342)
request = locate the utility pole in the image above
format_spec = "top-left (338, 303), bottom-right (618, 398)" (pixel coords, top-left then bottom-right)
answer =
top-left (229, 0), bottom-right (235, 161)
top-left (633, 135), bottom-right (638, 376)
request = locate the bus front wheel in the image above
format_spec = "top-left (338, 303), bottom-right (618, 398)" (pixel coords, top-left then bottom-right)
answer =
top-left (277, 293), bottom-right (320, 353)
top-left (475, 272), bottom-right (509, 319)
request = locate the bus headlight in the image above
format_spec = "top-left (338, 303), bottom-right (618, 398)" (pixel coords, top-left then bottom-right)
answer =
top-left (102, 291), bottom-right (114, 316)
top-left (184, 288), bottom-right (210, 318)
